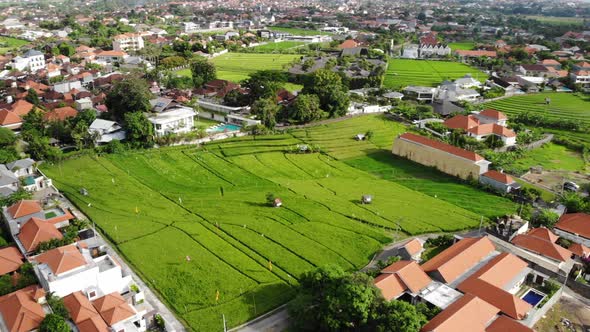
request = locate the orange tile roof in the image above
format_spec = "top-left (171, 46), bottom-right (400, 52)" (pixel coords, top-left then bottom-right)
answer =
top-left (399, 133), bottom-right (485, 162)
top-left (45, 209), bottom-right (75, 226)
top-left (511, 230), bottom-right (572, 262)
top-left (421, 237), bottom-right (496, 284)
top-left (34, 245), bottom-right (86, 275)
top-left (381, 260), bottom-right (432, 293)
top-left (374, 273), bottom-right (406, 301)
top-left (456, 50), bottom-right (497, 57)
top-left (402, 238), bottom-right (423, 256)
top-left (92, 292), bottom-right (135, 326)
top-left (443, 115), bottom-right (480, 130)
top-left (467, 123), bottom-right (516, 138)
top-left (485, 315), bottom-right (534, 332)
top-left (421, 294), bottom-right (499, 332)
top-left (43, 106), bottom-right (78, 122)
top-left (10, 100), bottom-right (34, 116)
top-left (7, 200), bottom-right (43, 219)
top-left (0, 110), bottom-right (22, 126)
top-left (62, 284), bottom-right (110, 332)
top-left (0, 246), bottom-right (24, 275)
top-left (457, 253), bottom-right (532, 320)
top-left (77, 315), bottom-right (110, 332)
top-left (481, 170), bottom-right (515, 184)
top-left (479, 109), bottom-right (507, 120)
top-left (541, 59), bottom-right (560, 66)
top-left (556, 213), bottom-right (590, 239)
top-left (338, 39), bottom-right (360, 49)
top-left (527, 227), bottom-right (559, 243)
top-left (0, 285), bottom-right (46, 332)
top-left (97, 50), bottom-right (128, 57)
top-left (569, 243), bottom-right (590, 258)
top-left (18, 217), bottom-right (63, 252)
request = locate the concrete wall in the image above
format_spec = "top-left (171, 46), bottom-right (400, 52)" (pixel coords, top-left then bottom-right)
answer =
top-left (554, 228), bottom-right (590, 248)
top-left (392, 138), bottom-right (486, 180)
top-left (523, 288), bottom-right (563, 327)
top-left (479, 176), bottom-right (510, 193)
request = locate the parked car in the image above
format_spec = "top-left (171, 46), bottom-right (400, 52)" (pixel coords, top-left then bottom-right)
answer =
top-left (563, 181), bottom-right (580, 192)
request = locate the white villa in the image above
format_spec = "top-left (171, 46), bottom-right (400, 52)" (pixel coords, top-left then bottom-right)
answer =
top-left (112, 33), bottom-right (145, 52)
top-left (11, 50), bottom-right (46, 72)
top-left (148, 106), bottom-right (197, 137)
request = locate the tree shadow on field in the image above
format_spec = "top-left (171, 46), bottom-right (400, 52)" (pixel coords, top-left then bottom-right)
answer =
top-left (244, 201), bottom-right (268, 208)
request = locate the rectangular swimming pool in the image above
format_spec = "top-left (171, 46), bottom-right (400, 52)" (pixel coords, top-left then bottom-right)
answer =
top-left (206, 124), bottom-right (241, 133)
top-left (521, 289), bottom-right (546, 307)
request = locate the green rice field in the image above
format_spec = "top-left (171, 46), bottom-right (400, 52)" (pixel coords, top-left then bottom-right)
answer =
top-left (41, 115), bottom-right (518, 331)
top-left (383, 59), bottom-right (487, 88)
top-left (512, 142), bottom-right (585, 173)
top-left (249, 41), bottom-right (305, 52)
top-left (0, 36), bottom-right (29, 54)
top-left (484, 93), bottom-right (590, 125)
top-left (448, 42), bottom-right (475, 51)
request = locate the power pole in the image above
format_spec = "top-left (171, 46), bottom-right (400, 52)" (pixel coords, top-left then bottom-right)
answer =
top-left (478, 216), bottom-right (484, 235)
top-left (222, 314), bottom-right (227, 332)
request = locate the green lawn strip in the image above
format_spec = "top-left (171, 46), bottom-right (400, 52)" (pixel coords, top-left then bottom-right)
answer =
top-left (514, 179), bottom-right (556, 202)
top-left (512, 143), bottom-right (585, 172)
top-left (448, 42), bottom-right (475, 51)
top-left (0, 36), bottom-right (29, 54)
top-left (268, 27), bottom-right (327, 35)
top-left (249, 41), bottom-right (305, 52)
top-left (384, 59), bottom-right (486, 89)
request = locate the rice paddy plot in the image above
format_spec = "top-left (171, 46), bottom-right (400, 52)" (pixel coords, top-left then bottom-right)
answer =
top-left (248, 41), bottom-right (305, 52)
top-left (383, 59), bottom-right (487, 89)
top-left (484, 92), bottom-right (590, 125)
top-left (448, 42), bottom-right (475, 51)
top-left (211, 53), bottom-right (300, 82)
top-left (0, 36), bottom-right (29, 54)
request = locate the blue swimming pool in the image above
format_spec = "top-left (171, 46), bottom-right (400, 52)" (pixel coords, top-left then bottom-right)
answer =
top-left (522, 289), bottom-right (545, 307)
top-left (206, 124), bottom-right (241, 133)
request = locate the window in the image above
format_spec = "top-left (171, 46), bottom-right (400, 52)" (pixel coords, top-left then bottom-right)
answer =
top-left (88, 291), bottom-right (96, 298)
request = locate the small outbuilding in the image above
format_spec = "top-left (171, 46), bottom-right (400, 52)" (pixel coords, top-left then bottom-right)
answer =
top-left (361, 195), bottom-right (373, 204)
top-left (273, 198), bottom-right (283, 207)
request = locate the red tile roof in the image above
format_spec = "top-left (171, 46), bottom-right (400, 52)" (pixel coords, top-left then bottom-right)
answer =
top-left (0, 110), bottom-right (22, 126)
top-left (92, 292), bottom-right (135, 326)
top-left (399, 133), bottom-right (485, 162)
top-left (479, 109), bottom-right (507, 120)
top-left (481, 170), bottom-right (515, 184)
top-left (10, 100), bottom-right (34, 116)
top-left (443, 115), bottom-right (480, 131)
top-left (64, 291), bottom-right (102, 324)
top-left (421, 294), bottom-right (499, 332)
top-left (43, 106), bottom-right (78, 122)
top-left (485, 315), bottom-right (534, 332)
top-left (511, 229), bottom-right (572, 262)
top-left (374, 273), bottom-right (406, 301)
top-left (0, 285), bottom-right (46, 332)
top-left (0, 246), bottom-right (24, 276)
top-left (457, 253), bottom-right (532, 320)
top-left (402, 238), bottom-right (423, 256)
top-left (381, 261), bottom-right (432, 293)
top-left (33, 245), bottom-right (86, 275)
top-left (7, 200), bottom-right (42, 219)
top-left (467, 123), bottom-right (516, 138)
top-left (556, 213), bottom-right (590, 239)
top-left (569, 243), bottom-right (590, 258)
top-left (338, 39), bottom-right (361, 49)
top-left (17, 217), bottom-right (63, 252)
top-left (421, 237), bottom-right (495, 284)
top-left (527, 227), bottom-right (559, 243)
top-left (456, 50), bottom-right (497, 57)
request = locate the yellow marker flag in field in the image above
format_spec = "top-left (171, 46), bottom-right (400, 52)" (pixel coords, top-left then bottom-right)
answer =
top-left (268, 260), bottom-right (272, 271)
top-left (215, 290), bottom-right (220, 303)
top-left (135, 206), bottom-right (139, 214)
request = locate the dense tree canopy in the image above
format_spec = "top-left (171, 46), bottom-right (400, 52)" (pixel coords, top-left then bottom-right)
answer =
top-left (190, 58), bottom-right (217, 88)
top-left (251, 97), bottom-right (281, 129)
top-left (105, 77), bottom-right (153, 121)
top-left (40, 314), bottom-right (69, 332)
top-left (289, 266), bottom-right (427, 332)
top-left (302, 69), bottom-right (350, 117)
top-left (242, 70), bottom-right (288, 103)
top-left (124, 112), bottom-right (154, 148)
top-left (289, 94), bottom-right (323, 123)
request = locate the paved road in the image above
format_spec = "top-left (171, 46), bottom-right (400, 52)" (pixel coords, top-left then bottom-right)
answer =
top-left (233, 307), bottom-right (290, 332)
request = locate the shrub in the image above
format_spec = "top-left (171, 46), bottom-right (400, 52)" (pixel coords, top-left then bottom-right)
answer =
top-left (40, 314), bottom-right (69, 332)
top-left (46, 292), bottom-right (70, 319)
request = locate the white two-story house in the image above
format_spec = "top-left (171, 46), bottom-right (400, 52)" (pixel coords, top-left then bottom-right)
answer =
top-left (148, 106), bottom-right (197, 137)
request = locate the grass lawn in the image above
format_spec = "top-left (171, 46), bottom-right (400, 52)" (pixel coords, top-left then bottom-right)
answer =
top-left (194, 117), bottom-right (220, 130)
top-left (268, 27), bottom-right (327, 36)
top-left (513, 143), bottom-right (586, 172)
top-left (211, 53), bottom-right (300, 82)
top-left (484, 93), bottom-right (590, 125)
top-left (383, 59), bottom-right (487, 89)
top-left (448, 42), bottom-right (475, 51)
top-left (0, 36), bottom-right (29, 54)
top-left (249, 41), bottom-right (305, 52)
top-left (41, 115), bottom-right (518, 331)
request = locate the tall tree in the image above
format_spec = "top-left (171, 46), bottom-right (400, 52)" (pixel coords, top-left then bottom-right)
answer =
top-left (40, 314), bottom-right (69, 332)
top-left (190, 58), bottom-right (217, 88)
top-left (289, 94), bottom-right (323, 123)
top-left (124, 112), bottom-right (154, 148)
top-left (242, 70), bottom-right (288, 103)
top-left (25, 88), bottom-right (40, 106)
top-left (289, 265), bottom-right (427, 332)
top-left (302, 69), bottom-right (350, 117)
top-left (105, 77), bottom-right (153, 121)
top-left (251, 98), bottom-right (280, 129)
